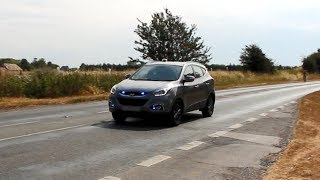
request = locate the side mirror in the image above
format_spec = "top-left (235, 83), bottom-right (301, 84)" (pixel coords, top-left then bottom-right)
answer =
top-left (125, 74), bottom-right (131, 79)
top-left (183, 75), bottom-right (195, 82)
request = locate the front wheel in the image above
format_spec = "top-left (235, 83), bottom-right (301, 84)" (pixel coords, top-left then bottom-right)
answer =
top-left (201, 96), bottom-right (215, 117)
top-left (112, 112), bottom-right (127, 124)
top-left (168, 101), bottom-right (183, 126)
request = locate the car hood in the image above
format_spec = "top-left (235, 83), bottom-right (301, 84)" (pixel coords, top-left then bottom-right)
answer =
top-left (116, 79), bottom-right (175, 92)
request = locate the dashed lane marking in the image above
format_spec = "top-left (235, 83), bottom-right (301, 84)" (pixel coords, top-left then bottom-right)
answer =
top-left (269, 109), bottom-right (278, 112)
top-left (208, 131), bottom-right (228, 138)
top-left (290, 101), bottom-right (296, 104)
top-left (177, 141), bottom-right (204, 150)
top-left (228, 123), bottom-right (243, 129)
top-left (221, 132), bottom-right (282, 146)
top-left (260, 113), bottom-right (268, 117)
top-left (0, 124), bottom-right (86, 142)
top-left (245, 118), bottom-right (258, 122)
top-left (284, 103), bottom-right (290, 106)
top-left (0, 121), bottom-right (39, 128)
top-left (98, 176), bottom-right (121, 180)
top-left (277, 106), bottom-right (284, 109)
top-left (137, 155), bottom-right (171, 167)
top-left (97, 111), bottom-right (109, 114)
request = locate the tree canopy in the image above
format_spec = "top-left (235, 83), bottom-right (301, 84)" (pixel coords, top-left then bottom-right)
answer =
top-left (239, 44), bottom-right (275, 73)
top-left (133, 9), bottom-right (212, 64)
top-left (302, 49), bottom-right (320, 73)
top-left (0, 58), bottom-right (59, 71)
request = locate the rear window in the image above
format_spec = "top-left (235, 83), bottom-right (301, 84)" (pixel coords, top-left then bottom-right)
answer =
top-left (192, 65), bottom-right (204, 78)
top-left (201, 67), bottom-right (207, 75)
top-left (183, 66), bottom-right (194, 76)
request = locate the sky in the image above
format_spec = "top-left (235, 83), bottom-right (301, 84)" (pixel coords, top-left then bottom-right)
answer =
top-left (1, 0), bottom-right (320, 67)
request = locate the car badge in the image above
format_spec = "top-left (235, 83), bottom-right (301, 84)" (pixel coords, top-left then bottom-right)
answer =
top-left (129, 93), bottom-right (135, 96)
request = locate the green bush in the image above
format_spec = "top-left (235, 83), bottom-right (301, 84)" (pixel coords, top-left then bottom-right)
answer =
top-left (0, 70), bottom-right (124, 98)
top-left (0, 76), bottom-right (28, 97)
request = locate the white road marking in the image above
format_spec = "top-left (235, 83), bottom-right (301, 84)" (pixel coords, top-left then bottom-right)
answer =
top-left (228, 124), bottom-right (243, 129)
top-left (98, 176), bottom-right (121, 180)
top-left (290, 101), bottom-right (296, 104)
top-left (277, 106), bottom-right (284, 109)
top-left (137, 155), bottom-right (171, 167)
top-left (284, 103), bottom-right (290, 106)
top-left (260, 113), bottom-right (268, 117)
top-left (222, 132), bottom-right (281, 146)
top-left (245, 118), bottom-right (258, 122)
top-left (97, 111), bottom-right (109, 114)
top-left (177, 141), bottom-right (204, 150)
top-left (0, 121), bottom-right (39, 128)
top-left (269, 109), bottom-right (278, 112)
top-left (0, 124), bottom-right (86, 142)
top-left (208, 131), bottom-right (228, 138)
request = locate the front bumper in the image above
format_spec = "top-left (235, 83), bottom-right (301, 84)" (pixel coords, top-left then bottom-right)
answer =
top-left (108, 93), bottom-right (175, 114)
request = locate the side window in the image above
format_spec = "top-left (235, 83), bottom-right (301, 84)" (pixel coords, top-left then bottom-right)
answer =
top-left (201, 67), bottom-right (207, 75)
top-left (193, 65), bottom-right (204, 78)
top-left (184, 66), bottom-right (194, 76)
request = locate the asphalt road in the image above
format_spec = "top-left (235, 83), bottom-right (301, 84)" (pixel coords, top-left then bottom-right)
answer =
top-left (0, 81), bottom-right (320, 180)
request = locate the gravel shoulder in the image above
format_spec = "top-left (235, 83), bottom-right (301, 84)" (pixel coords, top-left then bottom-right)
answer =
top-left (264, 91), bottom-right (320, 179)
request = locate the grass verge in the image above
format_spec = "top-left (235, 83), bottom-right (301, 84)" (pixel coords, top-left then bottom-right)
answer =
top-left (264, 91), bottom-right (320, 179)
top-left (0, 94), bottom-right (107, 110)
top-left (212, 70), bottom-right (305, 89)
top-left (0, 69), bottom-right (319, 110)
top-left (0, 80), bottom-right (311, 110)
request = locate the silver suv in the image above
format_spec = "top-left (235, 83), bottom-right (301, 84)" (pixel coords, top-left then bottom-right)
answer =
top-left (109, 61), bottom-right (215, 126)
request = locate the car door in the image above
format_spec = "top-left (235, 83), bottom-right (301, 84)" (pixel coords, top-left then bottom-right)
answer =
top-left (182, 65), bottom-right (198, 111)
top-left (192, 65), bottom-right (208, 107)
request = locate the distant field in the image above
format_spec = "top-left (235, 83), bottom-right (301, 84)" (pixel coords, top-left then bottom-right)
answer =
top-left (0, 69), bottom-right (319, 109)
top-left (212, 69), bottom-right (319, 89)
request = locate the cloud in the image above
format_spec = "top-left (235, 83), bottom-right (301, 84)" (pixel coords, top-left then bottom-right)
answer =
top-left (1, 0), bottom-right (320, 66)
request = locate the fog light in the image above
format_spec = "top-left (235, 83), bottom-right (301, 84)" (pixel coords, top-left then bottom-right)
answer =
top-left (151, 104), bottom-right (163, 111)
top-left (109, 100), bottom-right (115, 107)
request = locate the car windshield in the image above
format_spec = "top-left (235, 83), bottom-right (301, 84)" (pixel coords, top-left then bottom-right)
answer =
top-left (130, 64), bottom-right (183, 81)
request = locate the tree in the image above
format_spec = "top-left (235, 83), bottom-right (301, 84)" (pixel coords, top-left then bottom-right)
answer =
top-left (133, 9), bottom-right (212, 64)
top-left (31, 58), bottom-right (47, 69)
top-left (239, 44), bottom-right (275, 73)
top-left (47, 61), bottom-right (59, 69)
top-left (127, 57), bottom-right (145, 67)
top-left (60, 66), bottom-right (70, 71)
top-left (0, 58), bottom-right (20, 65)
top-left (20, 59), bottom-right (31, 71)
top-left (302, 50), bottom-right (320, 73)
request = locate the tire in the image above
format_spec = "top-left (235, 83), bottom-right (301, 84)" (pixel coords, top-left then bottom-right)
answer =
top-left (202, 96), bottom-right (215, 118)
top-left (168, 101), bottom-right (183, 126)
top-left (112, 112), bottom-right (127, 124)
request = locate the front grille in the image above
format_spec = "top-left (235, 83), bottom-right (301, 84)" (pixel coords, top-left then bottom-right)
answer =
top-left (120, 91), bottom-right (147, 96)
top-left (117, 98), bottom-right (148, 106)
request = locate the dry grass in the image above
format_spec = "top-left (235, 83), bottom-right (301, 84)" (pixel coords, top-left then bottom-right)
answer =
top-left (211, 70), bottom-right (309, 89)
top-left (0, 70), bottom-right (23, 77)
top-left (68, 70), bottom-right (136, 76)
top-left (264, 91), bottom-right (320, 180)
top-left (307, 73), bottom-right (320, 81)
top-left (0, 69), bottom-right (319, 110)
top-left (0, 94), bottom-right (107, 110)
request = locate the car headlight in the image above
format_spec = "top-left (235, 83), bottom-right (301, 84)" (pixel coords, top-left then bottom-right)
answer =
top-left (154, 88), bottom-right (170, 96)
top-left (110, 85), bottom-right (117, 94)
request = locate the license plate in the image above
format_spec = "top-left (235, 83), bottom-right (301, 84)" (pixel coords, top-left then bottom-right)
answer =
top-left (122, 106), bottom-right (141, 112)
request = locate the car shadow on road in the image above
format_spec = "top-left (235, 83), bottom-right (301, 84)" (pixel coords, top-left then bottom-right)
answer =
top-left (91, 113), bottom-right (203, 131)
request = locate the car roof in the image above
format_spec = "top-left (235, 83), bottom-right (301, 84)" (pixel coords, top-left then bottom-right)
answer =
top-left (146, 61), bottom-right (205, 68)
